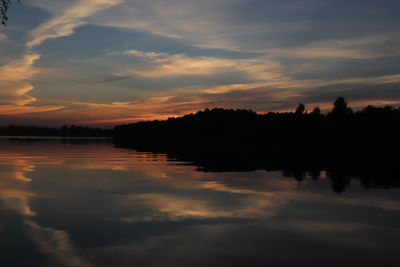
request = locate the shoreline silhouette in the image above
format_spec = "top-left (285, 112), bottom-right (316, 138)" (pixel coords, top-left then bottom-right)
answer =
top-left (1, 97), bottom-right (400, 192)
top-left (0, 125), bottom-right (113, 137)
top-left (113, 97), bottom-right (400, 160)
top-left (113, 97), bottom-right (400, 192)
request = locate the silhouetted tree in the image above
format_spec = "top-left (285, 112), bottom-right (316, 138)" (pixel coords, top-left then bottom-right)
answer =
top-left (293, 170), bottom-right (305, 181)
top-left (295, 103), bottom-right (305, 115)
top-left (384, 105), bottom-right (394, 112)
top-left (2, 97), bottom-right (400, 193)
top-left (1, 0), bottom-right (20, 26)
top-left (328, 170), bottom-right (351, 193)
top-left (309, 170), bottom-right (321, 180)
top-left (312, 107), bottom-right (321, 116)
top-left (331, 97), bottom-right (352, 116)
top-left (112, 98), bottom-right (400, 192)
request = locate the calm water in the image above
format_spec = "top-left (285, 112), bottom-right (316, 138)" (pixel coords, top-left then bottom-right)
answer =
top-left (0, 139), bottom-right (400, 267)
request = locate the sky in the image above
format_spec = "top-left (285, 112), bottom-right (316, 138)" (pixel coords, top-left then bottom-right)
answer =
top-left (1, 0), bottom-right (400, 127)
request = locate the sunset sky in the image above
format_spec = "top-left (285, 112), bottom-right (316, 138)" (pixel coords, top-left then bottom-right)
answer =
top-left (1, 0), bottom-right (400, 127)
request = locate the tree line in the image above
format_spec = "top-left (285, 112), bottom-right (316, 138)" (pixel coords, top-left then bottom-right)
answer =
top-left (113, 97), bottom-right (400, 192)
top-left (0, 125), bottom-right (112, 137)
top-left (114, 97), bottom-right (400, 153)
top-left (1, 97), bottom-right (400, 192)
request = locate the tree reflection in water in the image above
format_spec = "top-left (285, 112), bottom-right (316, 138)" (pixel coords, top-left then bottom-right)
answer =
top-left (0, 139), bottom-right (399, 267)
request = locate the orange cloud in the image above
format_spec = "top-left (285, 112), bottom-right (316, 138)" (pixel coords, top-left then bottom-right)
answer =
top-left (0, 54), bottom-right (65, 115)
top-left (112, 49), bottom-right (283, 80)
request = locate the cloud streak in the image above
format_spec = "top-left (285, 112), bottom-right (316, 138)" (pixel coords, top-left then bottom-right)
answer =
top-left (111, 49), bottom-right (283, 80)
top-left (0, 0), bottom-right (124, 117)
top-left (0, 54), bottom-right (65, 114)
top-left (1, 0), bottom-right (400, 125)
top-left (27, 0), bottom-right (124, 49)
top-left (0, 33), bottom-right (8, 42)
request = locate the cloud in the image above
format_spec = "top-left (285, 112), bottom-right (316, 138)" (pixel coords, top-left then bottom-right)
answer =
top-left (0, 153), bottom-right (37, 216)
top-left (0, 54), bottom-right (39, 82)
top-left (0, 54), bottom-right (40, 106)
top-left (89, 0), bottom-right (241, 50)
top-left (25, 220), bottom-right (95, 267)
top-left (55, 71), bottom-right (400, 126)
top-left (113, 50), bottom-right (239, 77)
top-left (87, 0), bottom-right (400, 53)
top-left (268, 34), bottom-right (400, 60)
top-left (0, 54), bottom-right (65, 114)
top-left (27, 0), bottom-right (124, 49)
top-left (1, 1), bottom-right (400, 124)
top-left (110, 49), bottom-right (283, 81)
top-left (0, 33), bottom-right (8, 42)
top-left (0, 0), bottom-right (124, 116)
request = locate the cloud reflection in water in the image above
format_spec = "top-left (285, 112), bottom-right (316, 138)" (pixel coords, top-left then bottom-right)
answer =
top-left (0, 140), bottom-right (399, 267)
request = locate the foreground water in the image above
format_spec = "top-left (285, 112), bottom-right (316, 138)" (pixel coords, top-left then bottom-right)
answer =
top-left (0, 139), bottom-right (399, 267)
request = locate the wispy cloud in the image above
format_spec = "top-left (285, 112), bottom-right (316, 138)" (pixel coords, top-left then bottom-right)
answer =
top-left (0, 33), bottom-right (8, 42)
top-left (269, 34), bottom-right (400, 59)
top-left (0, 54), bottom-right (65, 114)
top-left (1, 0), bottom-right (400, 125)
top-left (27, 0), bottom-right (124, 49)
top-left (111, 49), bottom-right (283, 80)
top-left (0, 54), bottom-right (40, 106)
top-left (0, 0), bottom-right (123, 116)
top-left (0, 54), bottom-right (39, 82)
top-left (90, 0), bottom-right (241, 51)
top-left (0, 153), bottom-right (37, 216)
top-left (25, 220), bottom-right (94, 267)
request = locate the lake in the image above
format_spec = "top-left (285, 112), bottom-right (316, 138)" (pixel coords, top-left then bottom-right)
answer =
top-left (0, 138), bottom-right (399, 267)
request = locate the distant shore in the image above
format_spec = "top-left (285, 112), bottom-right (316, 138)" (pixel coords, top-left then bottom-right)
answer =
top-left (114, 97), bottom-right (400, 152)
top-left (111, 97), bottom-right (400, 191)
top-left (2, 98), bottom-right (400, 192)
top-left (0, 136), bottom-right (111, 139)
top-left (0, 125), bottom-right (112, 138)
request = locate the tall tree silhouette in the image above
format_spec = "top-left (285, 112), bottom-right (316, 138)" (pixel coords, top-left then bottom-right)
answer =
top-left (331, 97), bottom-right (353, 116)
top-left (312, 107), bottom-right (321, 116)
top-left (295, 103), bottom-right (306, 115)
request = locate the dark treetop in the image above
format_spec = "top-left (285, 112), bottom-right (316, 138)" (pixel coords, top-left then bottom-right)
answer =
top-left (114, 97), bottom-right (400, 154)
top-left (114, 97), bottom-right (400, 192)
top-left (1, 0), bottom-right (20, 26)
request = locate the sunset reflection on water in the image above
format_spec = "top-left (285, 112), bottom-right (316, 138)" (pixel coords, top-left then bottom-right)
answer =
top-left (0, 139), bottom-right (400, 267)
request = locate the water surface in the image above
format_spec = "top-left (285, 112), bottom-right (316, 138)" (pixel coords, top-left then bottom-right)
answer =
top-left (0, 139), bottom-right (399, 267)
